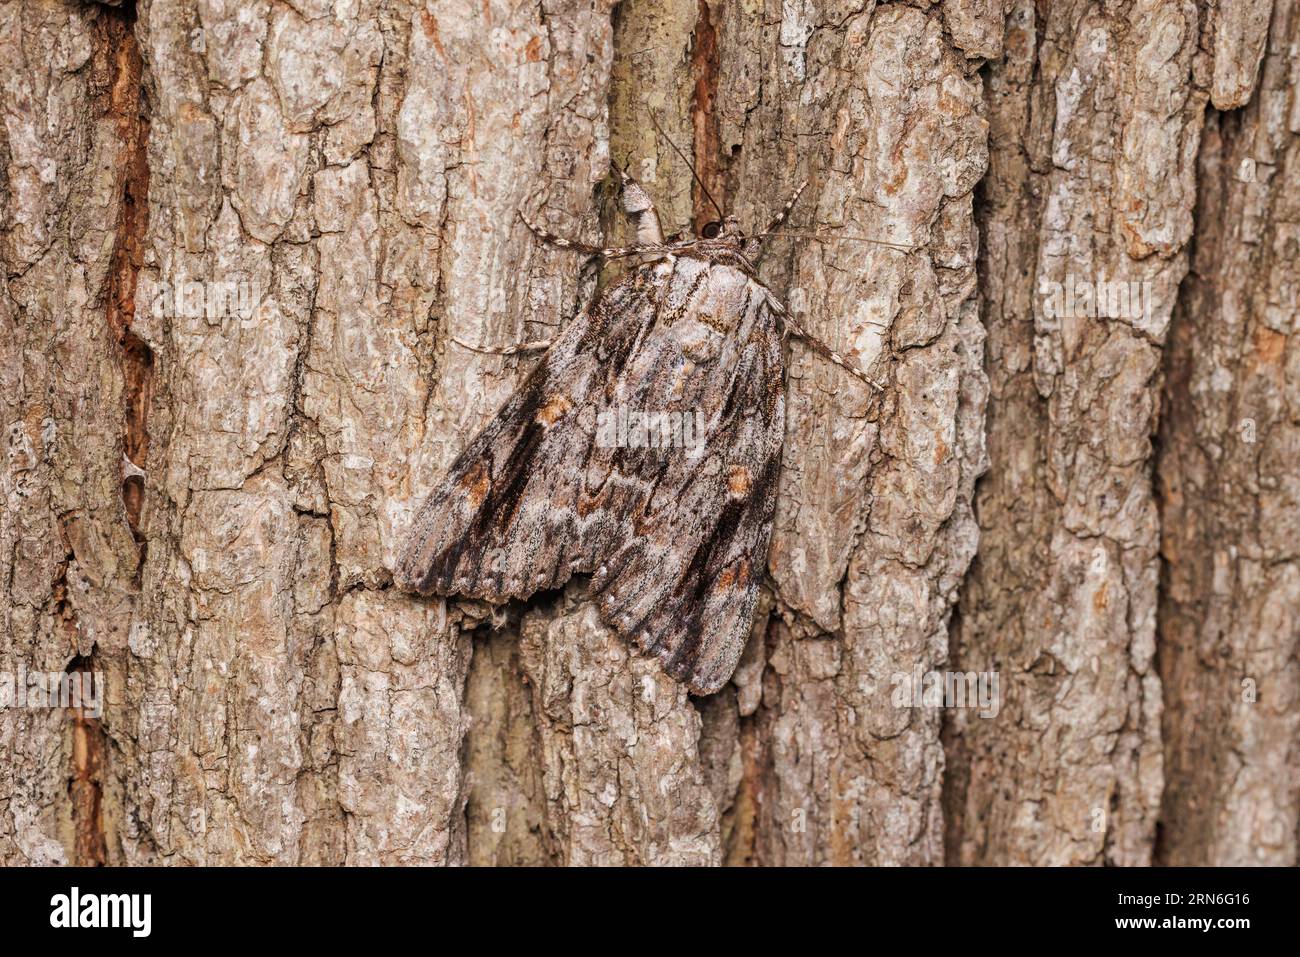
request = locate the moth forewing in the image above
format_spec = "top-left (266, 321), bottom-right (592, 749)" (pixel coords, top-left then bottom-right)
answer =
top-left (397, 169), bottom-right (881, 694)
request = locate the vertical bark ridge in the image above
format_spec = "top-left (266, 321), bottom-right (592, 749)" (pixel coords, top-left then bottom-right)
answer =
top-left (64, 0), bottom-right (149, 869)
top-left (100, 2), bottom-right (152, 554)
top-left (0, 0), bottom-right (151, 864)
top-left (68, 653), bottom-right (107, 865)
top-left (1155, 0), bottom-right (1300, 866)
top-left (948, 0), bottom-right (1206, 865)
top-left (689, 0), bottom-right (723, 233)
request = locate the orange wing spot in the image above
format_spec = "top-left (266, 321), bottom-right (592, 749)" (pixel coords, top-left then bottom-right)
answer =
top-left (716, 558), bottom-right (750, 590)
top-left (576, 487), bottom-right (608, 519)
top-left (458, 460), bottom-right (492, 510)
top-left (726, 465), bottom-right (753, 499)
top-left (535, 394), bottom-right (573, 427)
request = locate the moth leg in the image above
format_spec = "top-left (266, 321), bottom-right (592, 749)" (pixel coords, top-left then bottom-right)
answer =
top-left (615, 166), bottom-right (665, 246)
top-left (450, 335), bottom-right (553, 356)
top-left (518, 211), bottom-right (663, 260)
top-left (769, 297), bottom-right (884, 392)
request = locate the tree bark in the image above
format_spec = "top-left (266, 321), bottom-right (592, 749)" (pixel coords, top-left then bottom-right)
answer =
top-left (0, 0), bottom-right (1295, 866)
top-left (1154, 0), bottom-right (1300, 866)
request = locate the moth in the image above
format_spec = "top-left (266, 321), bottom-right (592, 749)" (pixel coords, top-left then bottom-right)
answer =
top-left (395, 166), bottom-right (883, 694)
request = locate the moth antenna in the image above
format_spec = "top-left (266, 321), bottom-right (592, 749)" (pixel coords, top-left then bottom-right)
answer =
top-left (648, 111), bottom-right (726, 225)
top-left (743, 181), bottom-right (809, 260)
top-left (518, 211), bottom-right (664, 259)
top-left (450, 335), bottom-right (553, 356)
top-left (757, 181), bottom-right (808, 239)
top-left (791, 325), bottom-right (885, 392)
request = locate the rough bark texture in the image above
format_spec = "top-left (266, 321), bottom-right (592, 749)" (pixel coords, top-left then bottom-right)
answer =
top-left (1155, 0), bottom-right (1300, 866)
top-left (945, 0), bottom-right (1199, 867)
top-left (0, 0), bottom-right (1295, 866)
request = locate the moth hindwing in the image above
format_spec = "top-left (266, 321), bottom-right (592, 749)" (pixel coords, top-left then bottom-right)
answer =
top-left (397, 171), bottom-right (877, 694)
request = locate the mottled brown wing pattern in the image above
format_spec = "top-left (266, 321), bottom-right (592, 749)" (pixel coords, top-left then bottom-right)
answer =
top-left (398, 250), bottom-right (786, 694)
top-left (394, 270), bottom-right (660, 600)
top-left (589, 257), bottom-right (784, 693)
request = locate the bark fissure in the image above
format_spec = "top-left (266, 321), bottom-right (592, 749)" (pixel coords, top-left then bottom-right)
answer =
top-left (67, 653), bottom-right (106, 866)
top-left (689, 0), bottom-right (723, 232)
top-left (100, 1), bottom-right (151, 551)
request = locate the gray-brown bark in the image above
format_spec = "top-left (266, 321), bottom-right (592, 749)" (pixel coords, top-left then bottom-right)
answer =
top-left (0, 0), bottom-right (1295, 866)
top-left (944, 0), bottom-right (1198, 867)
top-left (1155, 0), bottom-right (1300, 866)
